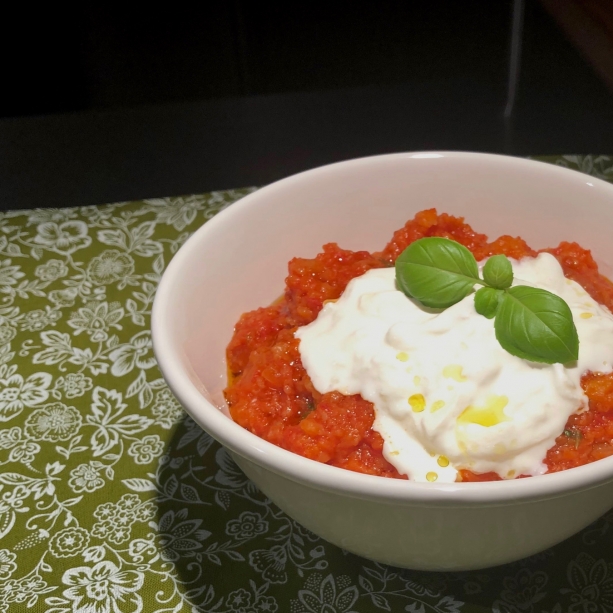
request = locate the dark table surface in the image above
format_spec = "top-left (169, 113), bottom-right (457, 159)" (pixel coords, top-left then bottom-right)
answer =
top-left (1, 76), bottom-right (613, 211)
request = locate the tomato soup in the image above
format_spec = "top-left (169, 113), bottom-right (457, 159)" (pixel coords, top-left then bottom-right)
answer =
top-left (224, 209), bottom-right (613, 481)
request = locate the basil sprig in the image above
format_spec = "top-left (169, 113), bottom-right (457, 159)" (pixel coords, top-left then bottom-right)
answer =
top-left (395, 237), bottom-right (579, 364)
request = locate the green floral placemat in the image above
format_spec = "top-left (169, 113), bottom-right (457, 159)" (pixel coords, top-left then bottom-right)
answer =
top-left (1, 156), bottom-right (613, 613)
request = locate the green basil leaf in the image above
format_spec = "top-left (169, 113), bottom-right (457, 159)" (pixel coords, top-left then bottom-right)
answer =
top-left (395, 237), bottom-right (481, 308)
top-left (494, 285), bottom-right (579, 364)
top-left (482, 255), bottom-right (513, 289)
top-left (474, 287), bottom-right (503, 319)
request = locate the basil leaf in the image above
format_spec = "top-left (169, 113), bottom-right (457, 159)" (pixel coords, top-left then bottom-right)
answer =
top-left (494, 285), bottom-right (579, 364)
top-left (482, 255), bottom-right (513, 289)
top-left (474, 287), bottom-right (503, 319)
top-left (395, 237), bottom-right (481, 308)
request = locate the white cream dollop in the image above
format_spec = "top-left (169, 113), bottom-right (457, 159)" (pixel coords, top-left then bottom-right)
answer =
top-left (295, 253), bottom-right (613, 483)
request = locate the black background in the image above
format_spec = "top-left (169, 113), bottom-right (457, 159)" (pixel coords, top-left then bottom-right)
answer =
top-left (3, 2), bottom-right (516, 117)
top-left (1, 1), bottom-right (613, 209)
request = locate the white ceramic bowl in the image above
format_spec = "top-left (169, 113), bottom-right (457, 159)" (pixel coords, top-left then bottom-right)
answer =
top-left (152, 152), bottom-right (613, 571)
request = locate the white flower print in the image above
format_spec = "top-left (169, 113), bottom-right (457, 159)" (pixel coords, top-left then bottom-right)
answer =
top-left (0, 305), bottom-right (21, 327)
top-left (2, 574), bottom-right (51, 608)
top-left (10, 529), bottom-right (49, 555)
top-left (0, 425), bottom-right (20, 449)
top-left (0, 325), bottom-right (15, 345)
top-left (151, 388), bottom-right (184, 428)
top-left (553, 155), bottom-right (613, 183)
top-left (52, 372), bottom-right (93, 399)
top-left (20, 307), bottom-right (61, 332)
top-left (68, 461), bottom-right (105, 493)
top-left (224, 585), bottom-right (278, 613)
top-left (87, 250), bottom-right (135, 285)
top-left (0, 549), bottom-right (16, 580)
top-left (0, 259), bottom-right (24, 288)
top-left (492, 568), bottom-right (548, 612)
top-left (61, 561), bottom-right (144, 613)
top-left (108, 331), bottom-right (156, 377)
top-left (214, 447), bottom-right (257, 492)
top-left (86, 387), bottom-right (152, 456)
top-left (255, 595), bottom-right (278, 612)
top-left (250, 545), bottom-right (289, 584)
top-left (92, 494), bottom-right (155, 545)
top-left (48, 286), bottom-right (78, 307)
top-left (82, 545), bottom-right (106, 564)
top-left (127, 434), bottom-right (164, 464)
top-left (34, 258), bottom-right (69, 282)
top-left (34, 220), bottom-right (91, 253)
top-left (0, 425), bottom-right (40, 465)
top-left (146, 195), bottom-right (204, 231)
top-left (8, 440), bottom-right (40, 464)
top-left (226, 511), bottom-right (268, 541)
top-left (26, 208), bottom-right (78, 225)
top-left (49, 527), bottom-right (90, 557)
top-left (24, 402), bottom-right (82, 441)
top-left (68, 301), bottom-right (124, 342)
top-left (0, 372), bottom-right (52, 422)
top-left (561, 552), bottom-right (613, 613)
top-left (291, 574), bottom-right (359, 613)
top-left (151, 508), bottom-right (211, 562)
top-left (225, 588), bottom-right (253, 613)
top-left (127, 537), bottom-right (158, 565)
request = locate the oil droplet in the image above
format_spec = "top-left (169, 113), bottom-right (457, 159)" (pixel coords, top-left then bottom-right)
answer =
top-left (390, 450), bottom-right (400, 456)
top-left (458, 395), bottom-right (510, 428)
top-left (322, 299), bottom-right (337, 305)
top-left (396, 351), bottom-right (409, 362)
top-left (413, 376), bottom-right (421, 386)
top-left (437, 455), bottom-right (449, 467)
top-left (494, 443), bottom-right (506, 454)
top-left (430, 400), bottom-right (446, 413)
top-left (443, 364), bottom-right (467, 382)
top-left (507, 470), bottom-right (516, 478)
top-left (408, 394), bottom-right (426, 412)
top-left (426, 472), bottom-right (438, 482)
top-left (580, 312), bottom-right (593, 319)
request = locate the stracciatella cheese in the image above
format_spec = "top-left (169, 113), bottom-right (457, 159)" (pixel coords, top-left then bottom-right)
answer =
top-left (295, 253), bottom-right (613, 482)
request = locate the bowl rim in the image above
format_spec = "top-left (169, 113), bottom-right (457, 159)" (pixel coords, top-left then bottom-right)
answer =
top-left (152, 151), bottom-right (613, 506)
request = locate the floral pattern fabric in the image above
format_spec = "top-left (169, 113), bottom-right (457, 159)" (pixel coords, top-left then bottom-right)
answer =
top-left (2, 157), bottom-right (613, 613)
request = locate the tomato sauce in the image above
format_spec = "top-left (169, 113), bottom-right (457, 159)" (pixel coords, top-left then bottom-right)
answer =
top-left (224, 209), bottom-right (613, 481)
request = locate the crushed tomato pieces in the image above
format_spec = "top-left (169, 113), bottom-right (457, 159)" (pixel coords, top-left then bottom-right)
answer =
top-left (224, 209), bottom-right (613, 481)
